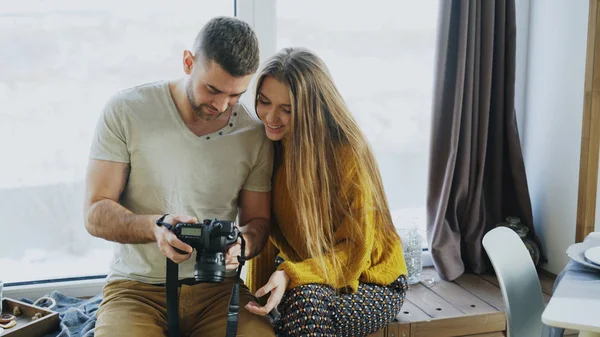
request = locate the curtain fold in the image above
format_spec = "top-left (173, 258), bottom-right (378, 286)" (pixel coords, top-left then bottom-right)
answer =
top-left (427, 0), bottom-right (542, 281)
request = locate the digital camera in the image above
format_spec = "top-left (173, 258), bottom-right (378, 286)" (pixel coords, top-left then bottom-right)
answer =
top-left (172, 219), bottom-right (241, 283)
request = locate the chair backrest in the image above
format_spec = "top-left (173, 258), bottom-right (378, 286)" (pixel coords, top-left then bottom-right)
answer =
top-left (482, 226), bottom-right (545, 337)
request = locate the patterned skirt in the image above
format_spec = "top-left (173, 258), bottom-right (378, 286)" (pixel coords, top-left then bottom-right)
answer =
top-left (273, 256), bottom-right (409, 337)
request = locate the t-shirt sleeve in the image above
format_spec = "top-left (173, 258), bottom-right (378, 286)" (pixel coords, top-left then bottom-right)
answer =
top-left (89, 93), bottom-right (130, 163)
top-left (243, 134), bottom-right (273, 192)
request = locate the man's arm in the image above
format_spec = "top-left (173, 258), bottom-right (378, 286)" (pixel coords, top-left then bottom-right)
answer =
top-left (237, 189), bottom-right (271, 259)
top-left (84, 159), bottom-right (158, 243)
top-left (85, 159), bottom-right (199, 263)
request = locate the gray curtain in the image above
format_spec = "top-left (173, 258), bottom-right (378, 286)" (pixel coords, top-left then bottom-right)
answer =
top-left (427, 0), bottom-right (543, 281)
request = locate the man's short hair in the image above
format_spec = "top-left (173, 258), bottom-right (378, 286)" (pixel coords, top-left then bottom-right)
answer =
top-left (193, 16), bottom-right (260, 77)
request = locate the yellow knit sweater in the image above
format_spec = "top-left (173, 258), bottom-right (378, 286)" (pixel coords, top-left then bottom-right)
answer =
top-left (246, 147), bottom-right (407, 294)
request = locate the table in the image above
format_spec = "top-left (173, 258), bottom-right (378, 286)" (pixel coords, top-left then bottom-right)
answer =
top-left (542, 233), bottom-right (600, 337)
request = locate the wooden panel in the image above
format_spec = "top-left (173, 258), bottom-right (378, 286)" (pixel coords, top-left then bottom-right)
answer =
top-left (453, 274), bottom-right (505, 311)
top-left (477, 274), bottom-right (497, 288)
top-left (386, 322), bottom-right (410, 337)
top-left (479, 273), bottom-right (551, 304)
top-left (578, 91), bottom-right (600, 242)
top-left (583, 0), bottom-right (598, 92)
top-left (476, 263), bottom-right (557, 297)
top-left (396, 298), bottom-right (432, 323)
top-left (578, 91), bottom-right (592, 241)
top-left (419, 270), bottom-right (497, 315)
top-left (576, 0), bottom-right (600, 242)
top-left (405, 283), bottom-right (463, 319)
top-left (367, 327), bottom-right (387, 337)
top-left (409, 312), bottom-right (506, 337)
top-left (462, 333), bottom-right (506, 337)
top-left (592, 0), bottom-right (600, 90)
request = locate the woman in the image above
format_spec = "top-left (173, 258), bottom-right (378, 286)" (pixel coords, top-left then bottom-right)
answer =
top-left (245, 48), bottom-right (408, 337)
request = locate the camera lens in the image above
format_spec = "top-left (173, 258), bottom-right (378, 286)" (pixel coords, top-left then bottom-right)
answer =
top-left (194, 253), bottom-right (226, 283)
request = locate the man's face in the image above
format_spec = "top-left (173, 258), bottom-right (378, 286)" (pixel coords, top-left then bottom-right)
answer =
top-left (185, 58), bottom-right (253, 121)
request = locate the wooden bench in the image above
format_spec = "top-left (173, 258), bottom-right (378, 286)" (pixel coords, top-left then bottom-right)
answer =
top-left (366, 267), bottom-right (571, 337)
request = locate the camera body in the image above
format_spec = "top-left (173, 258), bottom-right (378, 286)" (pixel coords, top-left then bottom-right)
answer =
top-left (172, 218), bottom-right (241, 283)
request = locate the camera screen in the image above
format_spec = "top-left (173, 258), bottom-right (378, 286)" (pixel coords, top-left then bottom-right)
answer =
top-left (181, 227), bottom-right (202, 237)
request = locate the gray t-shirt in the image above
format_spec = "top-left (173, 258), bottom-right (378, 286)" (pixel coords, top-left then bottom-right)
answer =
top-left (89, 80), bottom-right (273, 284)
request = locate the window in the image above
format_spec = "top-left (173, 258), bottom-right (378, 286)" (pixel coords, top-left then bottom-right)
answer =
top-left (276, 1), bottom-right (439, 242)
top-left (3, 1), bottom-right (438, 287)
top-left (0, 0), bottom-right (234, 284)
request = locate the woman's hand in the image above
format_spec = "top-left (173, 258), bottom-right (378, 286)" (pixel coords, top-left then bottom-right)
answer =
top-left (245, 270), bottom-right (290, 316)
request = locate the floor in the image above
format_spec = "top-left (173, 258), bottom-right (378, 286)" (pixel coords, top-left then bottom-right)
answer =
top-left (370, 267), bottom-right (577, 337)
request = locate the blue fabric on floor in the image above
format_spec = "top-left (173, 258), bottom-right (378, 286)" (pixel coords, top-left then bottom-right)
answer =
top-left (20, 290), bottom-right (101, 337)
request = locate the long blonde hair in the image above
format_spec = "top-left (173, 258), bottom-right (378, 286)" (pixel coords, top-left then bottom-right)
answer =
top-left (255, 48), bottom-right (399, 282)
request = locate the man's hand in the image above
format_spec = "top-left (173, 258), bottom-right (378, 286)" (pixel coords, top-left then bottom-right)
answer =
top-left (154, 214), bottom-right (197, 264)
top-left (245, 270), bottom-right (290, 316)
top-left (225, 237), bottom-right (243, 271)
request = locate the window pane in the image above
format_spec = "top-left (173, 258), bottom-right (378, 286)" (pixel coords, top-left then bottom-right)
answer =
top-left (0, 0), bottom-right (233, 283)
top-left (277, 0), bottom-right (439, 239)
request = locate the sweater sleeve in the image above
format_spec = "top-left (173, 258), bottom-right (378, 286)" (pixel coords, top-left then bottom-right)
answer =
top-left (277, 175), bottom-right (375, 293)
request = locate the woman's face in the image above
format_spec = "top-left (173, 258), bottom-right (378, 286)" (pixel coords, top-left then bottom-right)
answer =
top-left (256, 76), bottom-right (292, 141)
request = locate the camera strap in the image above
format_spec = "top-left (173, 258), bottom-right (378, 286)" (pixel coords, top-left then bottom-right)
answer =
top-left (166, 257), bottom-right (180, 337)
top-left (165, 234), bottom-right (246, 337)
top-left (226, 235), bottom-right (246, 337)
top-left (157, 214), bottom-right (180, 337)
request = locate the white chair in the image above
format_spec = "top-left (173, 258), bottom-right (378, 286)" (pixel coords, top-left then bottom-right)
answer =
top-left (482, 226), bottom-right (547, 337)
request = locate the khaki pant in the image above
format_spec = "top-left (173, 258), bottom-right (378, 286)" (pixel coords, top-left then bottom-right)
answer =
top-left (95, 278), bottom-right (274, 337)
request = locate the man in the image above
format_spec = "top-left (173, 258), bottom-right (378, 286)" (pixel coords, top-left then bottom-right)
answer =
top-left (84, 17), bottom-right (274, 337)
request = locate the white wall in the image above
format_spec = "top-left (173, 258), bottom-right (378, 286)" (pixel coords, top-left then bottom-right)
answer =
top-left (515, 0), bottom-right (530, 140)
top-left (521, 0), bottom-right (589, 274)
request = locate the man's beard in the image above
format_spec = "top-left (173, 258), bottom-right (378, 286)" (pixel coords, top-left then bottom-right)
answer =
top-left (186, 80), bottom-right (226, 121)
